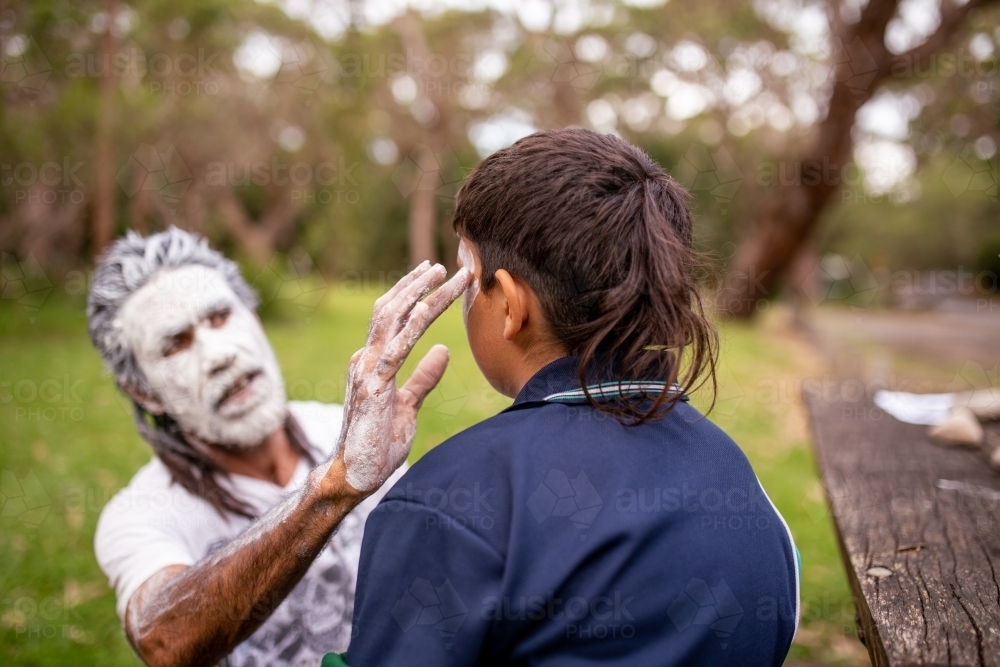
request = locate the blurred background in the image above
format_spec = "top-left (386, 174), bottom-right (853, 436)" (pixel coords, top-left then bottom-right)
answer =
top-left (1, 0), bottom-right (997, 665)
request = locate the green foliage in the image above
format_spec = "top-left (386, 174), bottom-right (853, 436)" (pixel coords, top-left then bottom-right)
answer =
top-left (820, 149), bottom-right (1000, 274)
top-left (3, 0), bottom-right (995, 282)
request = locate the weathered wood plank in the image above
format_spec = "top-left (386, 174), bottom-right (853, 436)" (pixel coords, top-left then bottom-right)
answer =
top-left (804, 390), bottom-right (1000, 667)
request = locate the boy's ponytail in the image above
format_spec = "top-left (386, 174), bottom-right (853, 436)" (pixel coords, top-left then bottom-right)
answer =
top-left (566, 164), bottom-right (717, 423)
top-left (454, 128), bottom-right (718, 424)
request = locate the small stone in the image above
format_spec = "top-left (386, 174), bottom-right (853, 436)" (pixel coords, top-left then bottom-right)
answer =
top-left (928, 407), bottom-right (984, 447)
top-left (866, 566), bottom-right (894, 578)
top-left (955, 388), bottom-right (1000, 421)
top-left (990, 446), bottom-right (1000, 472)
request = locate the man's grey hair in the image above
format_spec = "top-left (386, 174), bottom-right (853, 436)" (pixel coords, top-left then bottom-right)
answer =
top-left (86, 227), bottom-right (314, 519)
top-left (87, 226), bottom-right (259, 397)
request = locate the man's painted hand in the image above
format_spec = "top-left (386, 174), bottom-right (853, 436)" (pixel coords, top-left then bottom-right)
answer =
top-left (335, 261), bottom-right (472, 493)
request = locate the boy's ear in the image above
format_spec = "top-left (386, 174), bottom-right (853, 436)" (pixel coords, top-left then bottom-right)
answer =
top-left (495, 269), bottom-right (528, 341)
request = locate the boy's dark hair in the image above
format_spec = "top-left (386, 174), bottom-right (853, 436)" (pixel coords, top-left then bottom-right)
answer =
top-left (453, 128), bottom-right (718, 423)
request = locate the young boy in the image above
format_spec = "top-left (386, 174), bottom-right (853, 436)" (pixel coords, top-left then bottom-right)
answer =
top-left (336, 129), bottom-right (799, 666)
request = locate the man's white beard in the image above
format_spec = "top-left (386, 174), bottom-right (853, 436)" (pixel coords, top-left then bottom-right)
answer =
top-left (181, 345), bottom-right (288, 450)
top-left (191, 385), bottom-right (287, 450)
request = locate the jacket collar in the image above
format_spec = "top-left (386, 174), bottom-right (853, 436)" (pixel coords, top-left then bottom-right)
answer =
top-left (511, 356), bottom-right (585, 406)
top-left (509, 355), bottom-right (688, 410)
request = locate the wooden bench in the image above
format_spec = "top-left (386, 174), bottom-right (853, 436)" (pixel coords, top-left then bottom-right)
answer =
top-left (804, 388), bottom-right (1000, 666)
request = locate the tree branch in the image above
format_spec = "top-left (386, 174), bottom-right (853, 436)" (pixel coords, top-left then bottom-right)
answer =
top-left (890, 0), bottom-right (995, 74)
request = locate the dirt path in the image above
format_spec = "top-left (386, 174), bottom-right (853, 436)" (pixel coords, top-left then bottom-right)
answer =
top-left (802, 297), bottom-right (1000, 391)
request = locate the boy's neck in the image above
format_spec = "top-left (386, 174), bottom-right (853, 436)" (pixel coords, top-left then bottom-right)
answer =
top-left (506, 348), bottom-right (569, 398)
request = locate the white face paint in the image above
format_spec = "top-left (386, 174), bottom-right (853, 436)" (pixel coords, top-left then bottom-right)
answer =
top-left (457, 238), bottom-right (479, 328)
top-left (116, 265), bottom-right (287, 450)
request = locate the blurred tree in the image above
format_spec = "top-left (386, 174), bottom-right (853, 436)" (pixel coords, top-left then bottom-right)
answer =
top-left (92, 0), bottom-right (120, 255)
top-left (720, 0), bottom-right (1000, 317)
top-left (1, 0), bottom-right (996, 302)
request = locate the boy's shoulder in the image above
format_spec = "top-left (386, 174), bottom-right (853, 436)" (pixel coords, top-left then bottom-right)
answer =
top-left (378, 404), bottom-right (575, 527)
top-left (386, 408), bottom-right (528, 494)
top-left (385, 398), bottom-right (740, 501)
top-left (395, 398), bottom-right (597, 473)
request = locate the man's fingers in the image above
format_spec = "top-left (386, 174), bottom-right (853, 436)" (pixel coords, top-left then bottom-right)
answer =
top-left (375, 268), bottom-right (470, 379)
top-left (374, 268), bottom-right (471, 377)
top-left (419, 267), bottom-right (472, 320)
top-left (372, 261), bottom-right (430, 317)
top-left (398, 344), bottom-right (450, 411)
top-left (368, 262), bottom-right (432, 341)
top-left (367, 261), bottom-right (444, 346)
top-left (376, 302), bottom-right (429, 378)
top-left (372, 263), bottom-right (447, 344)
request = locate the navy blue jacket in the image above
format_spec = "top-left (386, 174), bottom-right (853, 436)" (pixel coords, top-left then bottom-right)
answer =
top-left (343, 357), bottom-right (799, 666)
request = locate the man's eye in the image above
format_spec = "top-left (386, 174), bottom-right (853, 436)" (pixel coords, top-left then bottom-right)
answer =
top-left (208, 308), bottom-right (230, 328)
top-left (164, 330), bottom-right (193, 357)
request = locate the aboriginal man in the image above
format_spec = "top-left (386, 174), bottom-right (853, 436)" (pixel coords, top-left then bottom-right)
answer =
top-left (87, 227), bottom-right (470, 667)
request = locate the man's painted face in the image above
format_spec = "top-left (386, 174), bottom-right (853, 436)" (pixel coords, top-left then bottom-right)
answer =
top-left (116, 264), bottom-right (286, 449)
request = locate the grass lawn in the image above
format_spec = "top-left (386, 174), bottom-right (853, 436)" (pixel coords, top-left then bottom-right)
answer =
top-left (0, 286), bottom-right (867, 665)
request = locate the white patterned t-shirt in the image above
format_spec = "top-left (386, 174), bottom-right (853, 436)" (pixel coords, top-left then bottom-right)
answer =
top-left (94, 401), bottom-right (405, 667)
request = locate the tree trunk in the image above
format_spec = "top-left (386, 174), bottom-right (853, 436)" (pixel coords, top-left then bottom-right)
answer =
top-left (392, 11), bottom-right (453, 267)
top-left (408, 176), bottom-right (436, 266)
top-left (91, 0), bottom-right (119, 256)
top-left (212, 187), bottom-right (303, 265)
top-left (721, 0), bottom-right (993, 318)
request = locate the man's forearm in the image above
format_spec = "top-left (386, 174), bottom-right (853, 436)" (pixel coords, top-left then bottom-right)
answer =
top-left (122, 263), bottom-right (469, 667)
top-left (126, 458), bottom-right (361, 667)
